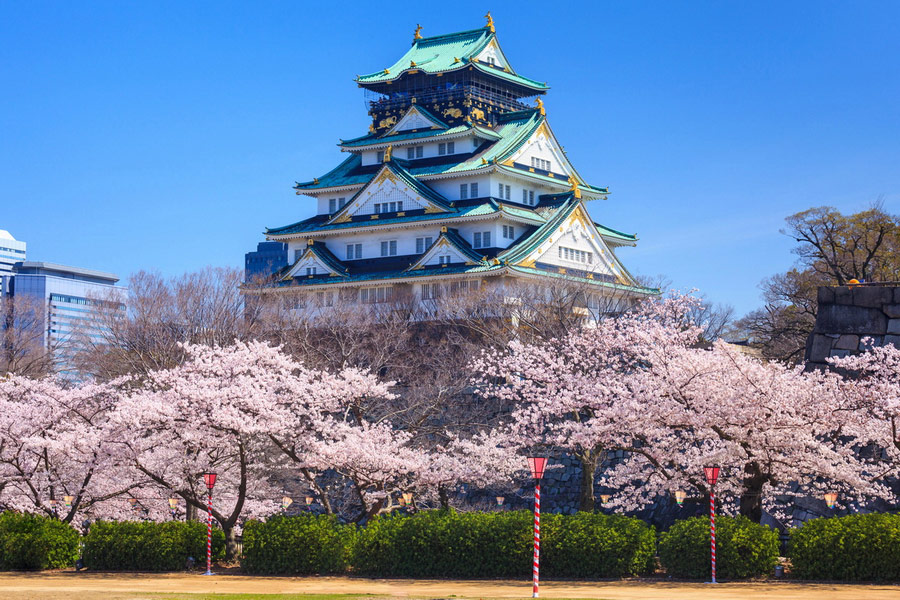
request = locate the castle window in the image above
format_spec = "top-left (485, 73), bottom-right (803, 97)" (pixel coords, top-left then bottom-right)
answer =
top-left (346, 243), bottom-right (362, 260)
top-left (316, 291), bottom-right (334, 307)
top-left (471, 182), bottom-right (478, 196)
top-left (473, 231), bottom-right (491, 249)
top-left (503, 225), bottom-right (515, 240)
top-left (497, 184), bottom-right (510, 200)
top-left (329, 198), bottom-right (337, 213)
top-left (460, 183), bottom-right (468, 200)
top-left (360, 286), bottom-right (393, 304)
top-left (438, 141), bottom-right (455, 155)
top-left (380, 240), bottom-right (398, 257)
top-left (531, 157), bottom-right (551, 171)
top-left (422, 283), bottom-right (440, 300)
top-left (339, 197), bottom-right (347, 208)
top-left (559, 246), bottom-right (593, 264)
top-left (416, 237), bottom-right (433, 253)
top-left (374, 201), bottom-right (403, 214)
top-left (306, 267), bottom-right (317, 276)
top-left (439, 255), bottom-right (452, 265)
top-left (529, 190), bottom-right (535, 205)
top-left (407, 146), bottom-right (423, 159)
top-left (377, 151), bottom-right (385, 162)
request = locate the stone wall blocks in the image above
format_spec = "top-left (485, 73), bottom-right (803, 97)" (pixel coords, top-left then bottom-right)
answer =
top-left (833, 286), bottom-right (853, 305)
top-left (883, 304), bottom-right (900, 319)
top-left (808, 334), bottom-right (834, 363)
top-left (834, 334), bottom-right (859, 350)
top-left (888, 319), bottom-right (900, 335)
top-left (817, 287), bottom-right (835, 305)
top-left (852, 286), bottom-right (894, 308)
top-left (816, 304), bottom-right (888, 334)
top-left (885, 335), bottom-right (900, 348)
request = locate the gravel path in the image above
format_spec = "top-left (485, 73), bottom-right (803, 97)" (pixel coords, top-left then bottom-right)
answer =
top-left (0, 572), bottom-right (898, 600)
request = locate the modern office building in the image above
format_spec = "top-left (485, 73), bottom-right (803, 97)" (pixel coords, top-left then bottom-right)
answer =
top-left (245, 241), bottom-right (288, 283)
top-left (1, 260), bottom-right (125, 372)
top-left (0, 230), bottom-right (26, 285)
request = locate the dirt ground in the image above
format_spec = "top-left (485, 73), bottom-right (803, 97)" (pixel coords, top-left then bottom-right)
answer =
top-left (0, 572), bottom-right (899, 600)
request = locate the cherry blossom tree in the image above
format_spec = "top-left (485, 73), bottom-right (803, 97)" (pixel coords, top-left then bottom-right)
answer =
top-left (599, 340), bottom-right (887, 522)
top-left (474, 293), bottom-right (892, 521)
top-left (830, 343), bottom-right (900, 481)
top-left (0, 375), bottom-right (140, 523)
top-left (473, 294), bottom-right (704, 511)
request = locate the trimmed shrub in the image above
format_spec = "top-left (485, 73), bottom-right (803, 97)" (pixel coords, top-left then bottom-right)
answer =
top-left (543, 512), bottom-right (656, 577)
top-left (0, 511), bottom-right (80, 570)
top-left (351, 509), bottom-right (655, 579)
top-left (83, 520), bottom-right (224, 571)
top-left (242, 514), bottom-right (354, 574)
top-left (658, 515), bottom-right (778, 579)
top-left (790, 513), bottom-right (900, 581)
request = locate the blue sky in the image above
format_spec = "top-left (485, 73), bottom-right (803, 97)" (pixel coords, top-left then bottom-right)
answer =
top-left (2, 2), bottom-right (898, 315)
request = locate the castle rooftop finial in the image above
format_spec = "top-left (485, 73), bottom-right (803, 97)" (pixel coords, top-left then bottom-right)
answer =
top-left (485, 11), bottom-right (495, 33)
top-left (413, 24), bottom-right (423, 41)
top-left (535, 97), bottom-right (545, 116)
top-left (383, 144), bottom-right (393, 163)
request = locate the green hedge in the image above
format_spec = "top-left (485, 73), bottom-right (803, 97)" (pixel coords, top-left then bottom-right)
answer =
top-left (542, 512), bottom-right (656, 578)
top-left (242, 514), bottom-right (354, 574)
top-left (0, 512), bottom-right (80, 570)
top-left (350, 509), bottom-right (655, 578)
top-left (658, 515), bottom-right (778, 579)
top-left (790, 513), bottom-right (900, 581)
top-left (83, 520), bottom-right (225, 571)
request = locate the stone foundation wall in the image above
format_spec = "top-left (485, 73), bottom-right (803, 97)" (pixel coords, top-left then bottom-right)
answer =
top-left (805, 285), bottom-right (900, 366)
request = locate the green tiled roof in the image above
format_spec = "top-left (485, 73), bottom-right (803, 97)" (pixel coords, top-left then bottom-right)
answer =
top-left (266, 198), bottom-right (544, 237)
top-left (296, 111), bottom-right (543, 191)
top-left (339, 124), bottom-right (500, 149)
top-left (594, 223), bottom-right (638, 243)
top-left (270, 262), bottom-right (503, 288)
top-left (499, 196), bottom-right (579, 264)
top-left (356, 27), bottom-right (548, 92)
top-left (508, 265), bottom-right (659, 295)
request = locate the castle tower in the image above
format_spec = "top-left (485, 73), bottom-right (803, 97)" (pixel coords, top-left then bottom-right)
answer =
top-left (249, 18), bottom-right (656, 309)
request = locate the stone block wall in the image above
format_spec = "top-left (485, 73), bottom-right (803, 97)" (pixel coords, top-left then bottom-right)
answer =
top-left (805, 285), bottom-right (900, 366)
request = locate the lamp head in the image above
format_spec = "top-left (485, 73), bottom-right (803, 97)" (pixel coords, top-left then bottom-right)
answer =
top-left (203, 472), bottom-right (217, 490)
top-left (703, 465), bottom-right (720, 486)
top-left (527, 456), bottom-right (548, 480)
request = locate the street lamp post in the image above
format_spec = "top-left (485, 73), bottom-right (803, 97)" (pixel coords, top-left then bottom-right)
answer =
top-left (202, 472), bottom-right (217, 576)
top-left (527, 456), bottom-right (548, 599)
top-left (703, 466), bottom-right (720, 584)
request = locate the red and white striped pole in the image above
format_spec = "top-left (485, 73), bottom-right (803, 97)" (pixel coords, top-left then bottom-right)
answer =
top-left (528, 457), bottom-right (548, 599)
top-left (202, 472), bottom-right (217, 576)
top-left (533, 481), bottom-right (540, 597)
top-left (709, 486), bottom-right (717, 583)
top-left (703, 465), bottom-right (720, 584)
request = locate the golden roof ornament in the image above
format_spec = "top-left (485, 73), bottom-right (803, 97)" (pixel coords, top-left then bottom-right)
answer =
top-left (535, 97), bottom-right (545, 116)
top-left (568, 175), bottom-right (582, 199)
top-left (383, 145), bottom-right (393, 163)
top-left (485, 11), bottom-right (495, 33)
top-left (313, 178), bottom-right (319, 184)
top-left (413, 24), bottom-right (423, 40)
top-left (368, 123), bottom-right (376, 134)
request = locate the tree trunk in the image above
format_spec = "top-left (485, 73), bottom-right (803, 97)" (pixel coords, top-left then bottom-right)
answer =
top-left (438, 485), bottom-right (450, 510)
top-left (740, 461), bottom-right (767, 523)
top-left (187, 503), bottom-right (198, 522)
top-left (577, 449), bottom-right (600, 512)
top-left (223, 524), bottom-right (239, 561)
